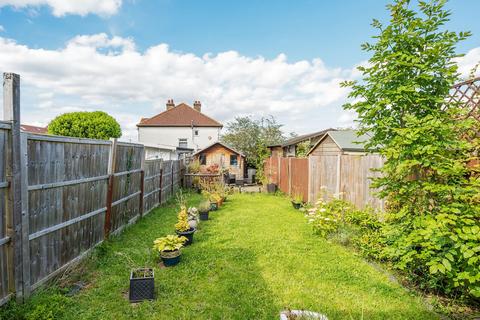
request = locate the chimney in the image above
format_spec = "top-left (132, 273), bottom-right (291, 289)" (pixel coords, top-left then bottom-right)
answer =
top-left (193, 100), bottom-right (201, 112)
top-left (166, 99), bottom-right (175, 110)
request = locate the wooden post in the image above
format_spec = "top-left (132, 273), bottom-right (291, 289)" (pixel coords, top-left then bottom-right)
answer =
top-left (19, 133), bottom-right (30, 299)
top-left (170, 161), bottom-right (174, 196)
top-left (3, 73), bottom-right (27, 301)
top-left (104, 138), bottom-right (117, 238)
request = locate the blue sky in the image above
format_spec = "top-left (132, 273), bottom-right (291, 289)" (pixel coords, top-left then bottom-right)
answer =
top-left (0, 0), bottom-right (479, 141)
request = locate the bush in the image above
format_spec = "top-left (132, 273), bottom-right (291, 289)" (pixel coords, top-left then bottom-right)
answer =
top-left (48, 111), bottom-right (121, 140)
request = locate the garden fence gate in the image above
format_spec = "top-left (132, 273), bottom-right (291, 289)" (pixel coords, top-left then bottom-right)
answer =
top-left (0, 73), bottom-right (185, 305)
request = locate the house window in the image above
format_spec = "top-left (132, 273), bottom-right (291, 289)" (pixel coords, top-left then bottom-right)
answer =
top-left (199, 153), bottom-right (207, 165)
top-left (230, 155), bottom-right (238, 166)
top-left (194, 130), bottom-right (199, 136)
top-left (178, 138), bottom-right (188, 148)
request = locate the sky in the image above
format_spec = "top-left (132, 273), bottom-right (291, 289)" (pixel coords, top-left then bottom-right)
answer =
top-left (0, 0), bottom-right (479, 141)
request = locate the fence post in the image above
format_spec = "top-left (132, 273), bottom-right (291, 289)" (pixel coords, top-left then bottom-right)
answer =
top-left (3, 73), bottom-right (27, 301)
top-left (139, 148), bottom-right (145, 217)
top-left (104, 138), bottom-right (117, 238)
top-left (170, 161), bottom-right (174, 196)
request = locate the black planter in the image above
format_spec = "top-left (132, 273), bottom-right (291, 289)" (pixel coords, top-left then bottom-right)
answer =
top-left (267, 183), bottom-right (277, 193)
top-left (291, 201), bottom-right (302, 209)
top-left (161, 250), bottom-right (181, 267)
top-left (196, 188), bottom-right (202, 194)
top-left (176, 227), bottom-right (196, 245)
top-left (199, 210), bottom-right (209, 221)
top-left (129, 268), bottom-right (155, 302)
top-left (210, 202), bottom-right (218, 211)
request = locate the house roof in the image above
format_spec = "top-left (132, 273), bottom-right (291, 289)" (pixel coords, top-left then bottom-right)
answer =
top-left (307, 130), bottom-right (370, 155)
top-left (20, 124), bottom-right (48, 134)
top-left (193, 142), bottom-right (245, 158)
top-left (137, 103), bottom-right (223, 128)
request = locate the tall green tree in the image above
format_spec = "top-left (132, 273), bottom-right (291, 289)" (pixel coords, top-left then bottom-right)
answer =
top-left (342, 0), bottom-right (479, 299)
top-left (48, 111), bottom-right (122, 140)
top-left (221, 115), bottom-right (289, 168)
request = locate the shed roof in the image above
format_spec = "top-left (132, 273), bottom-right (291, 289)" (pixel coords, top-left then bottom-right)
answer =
top-left (307, 130), bottom-right (370, 155)
top-left (280, 128), bottom-right (335, 147)
top-left (193, 142), bottom-right (245, 157)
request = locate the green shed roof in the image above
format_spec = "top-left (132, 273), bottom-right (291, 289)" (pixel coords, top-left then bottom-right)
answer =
top-left (307, 129), bottom-right (370, 155)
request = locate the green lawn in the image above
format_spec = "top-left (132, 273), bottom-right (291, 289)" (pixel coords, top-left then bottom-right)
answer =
top-left (1, 192), bottom-right (439, 320)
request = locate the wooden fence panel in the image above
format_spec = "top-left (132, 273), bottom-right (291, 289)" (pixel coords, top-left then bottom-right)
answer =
top-left (290, 158), bottom-right (309, 202)
top-left (278, 158), bottom-right (289, 193)
top-left (161, 160), bottom-right (172, 204)
top-left (110, 143), bottom-right (143, 233)
top-left (0, 125), bottom-right (11, 305)
top-left (143, 159), bottom-right (162, 213)
top-left (25, 134), bottom-right (111, 290)
top-left (340, 154), bottom-right (384, 209)
top-left (309, 155), bottom-right (338, 203)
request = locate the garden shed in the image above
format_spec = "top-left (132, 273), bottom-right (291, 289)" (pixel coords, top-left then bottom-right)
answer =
top-left (193, 142), bottom-right (246, 181)
top-left (307, 130), bottom-right (384, 209)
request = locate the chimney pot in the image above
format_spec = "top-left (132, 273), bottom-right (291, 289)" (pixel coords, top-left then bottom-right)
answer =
top-left (166, 99), bottom-right (175, 110)
top-left (193, 100), bottom-right (201, 112)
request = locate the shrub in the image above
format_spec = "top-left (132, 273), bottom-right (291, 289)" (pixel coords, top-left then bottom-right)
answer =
top-left (48, 111), bottom-right (121, 140)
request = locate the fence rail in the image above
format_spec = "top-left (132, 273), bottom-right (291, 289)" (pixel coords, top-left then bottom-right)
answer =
top-left (0, 73), bottom-right (185, 305)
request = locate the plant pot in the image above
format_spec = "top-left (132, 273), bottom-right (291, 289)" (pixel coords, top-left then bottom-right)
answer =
top-left (199, 210), bottom-right (209, 221)
top-left (160, 249), bottom-right (181, 267)
top-left (267, 183), bottom-right (277, 193)
top-left (129, 268), bottom-right (155, 302)
top-left (196, 188), bottom-right (202, 194)
top-left (280, 310), bottom-right (328, 320)
top-left (291, 201), bottom-right (302, 209)
top-left (176, 227), bottom-right (196, 246)
top-left (210, 202), bottom-right (218, 211)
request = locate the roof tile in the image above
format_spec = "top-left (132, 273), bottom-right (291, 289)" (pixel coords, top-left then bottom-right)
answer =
top-left (137, 103), bottom-right (222, 127)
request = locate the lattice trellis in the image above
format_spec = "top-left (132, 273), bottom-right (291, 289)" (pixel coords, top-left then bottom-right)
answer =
top-left (448, 77), bottom-right (480, 121)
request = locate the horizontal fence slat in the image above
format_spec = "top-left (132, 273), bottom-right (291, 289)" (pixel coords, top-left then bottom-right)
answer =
top-left (0, 236), bottom-right (11, 246)
top-left (143, 187), bottom-right (161, 199)
top-left (0, 293), bottom-right (13, 307)
top-left (111, 191), bottom-right (141, 207)
top-left (144, 172), bottom-right (162, 181)
top-left (26, 133), bottom-right (111, 145)
top-left (113, 168), bottom-right (143, 177)
top-left (28, 174), bottom-right (110, 191)
top-left (0, 181), bottom-right (8, 188)
top-left (0, 122), bottom-right (11, 130)
top-left (28, 207), bottom-right (107, 241)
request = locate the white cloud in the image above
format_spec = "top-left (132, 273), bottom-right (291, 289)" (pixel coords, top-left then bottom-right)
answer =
top-left (0, 33), bottom-right (360, 141)
top-left (0, 0), bottom-right (122, 17)
top-left (456, 47), bottom-right (480, 79)
top-left (0, 33), bottom-right (477, 142)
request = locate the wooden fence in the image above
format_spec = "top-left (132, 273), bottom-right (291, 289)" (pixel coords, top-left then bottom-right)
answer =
top-left (264, 157), bottom-right (309, 202)
top-left (0, 73), bottom-right (184, 305)
top-left (265, 154), bottom-right (384, 209)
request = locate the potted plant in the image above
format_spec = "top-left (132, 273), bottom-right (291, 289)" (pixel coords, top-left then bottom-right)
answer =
top-left (129, 268), bottom-right (155, 302)
top-left (291, 193), bottom-right (304, 209)
top-left (267, 183), bottom-right (277, 193)
top-left (153, 235), bottom-right (187, 267)
top-left (198, 200), bottom-right (210, 221)
top-left (175, 206), bottom-right (196, 245)
top-left (187, 207), bottom-right (199, 229)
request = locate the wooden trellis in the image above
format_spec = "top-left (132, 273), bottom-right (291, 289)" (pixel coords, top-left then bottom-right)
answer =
top-left (448, 77), bottom-right (480, 122)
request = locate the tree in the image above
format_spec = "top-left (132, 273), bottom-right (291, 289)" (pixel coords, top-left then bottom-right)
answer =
top-left (221, 115), bottom-right (289, 168)
top-left (48, 111), bottom-right (122, 140)
top-left (342, 0), bottom-right (479, 299)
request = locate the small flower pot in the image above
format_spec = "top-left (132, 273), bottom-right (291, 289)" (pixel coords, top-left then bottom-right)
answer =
top-left (267, 183), bottom-right (277, 193)
top-left (210, 202), bottom-right (218, 211)
top-left (176, 227), bottom-right (196, 246)
top-left (199, 210), bottom-right (209, 221)
top-left (291, 201), bottom-right (302, 209)
top-left (129, 268), bottom-right (155, 302)
top-left (160, 249), bottom-right (181, 267)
